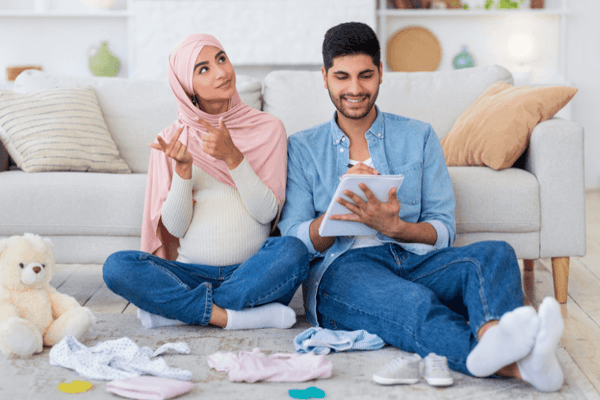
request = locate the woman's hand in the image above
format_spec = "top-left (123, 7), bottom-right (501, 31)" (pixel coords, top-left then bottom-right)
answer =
top-left (197, 116), bottom-right (243, 170)
top-left (149, 126), bottom-right (193, 179)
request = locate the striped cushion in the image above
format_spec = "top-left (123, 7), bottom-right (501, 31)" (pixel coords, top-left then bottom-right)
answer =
top-left (0, 86), bottom-right (131, 173)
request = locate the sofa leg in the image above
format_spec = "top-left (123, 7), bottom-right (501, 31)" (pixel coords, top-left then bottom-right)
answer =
top-left (522, 259), bottom-right (535, 305)
top-left (551, 257), bottom-right (570, 304)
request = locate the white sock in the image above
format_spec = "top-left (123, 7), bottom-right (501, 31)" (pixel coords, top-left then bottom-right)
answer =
top-left (466, 305), bottom-right (540, 377)
top-left (137, 308), bottom-right (185, 329)
top-left (224, 303), bottom-right (296, 330)
top-left (517, 297), bottom-right (564, 392)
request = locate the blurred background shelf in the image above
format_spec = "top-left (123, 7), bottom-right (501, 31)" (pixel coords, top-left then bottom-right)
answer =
top-left (378, 0), bottom-right (569, 86)
top-left (0, 10), bottom-right (129, 17)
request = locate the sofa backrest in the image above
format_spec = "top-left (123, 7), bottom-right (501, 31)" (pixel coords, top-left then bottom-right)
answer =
top-left (263, 65), bottom-right (513, 140)
top-left (13, 71), bottom-right (262, 173)
top-left (12, 66), bottom-right (512, 172)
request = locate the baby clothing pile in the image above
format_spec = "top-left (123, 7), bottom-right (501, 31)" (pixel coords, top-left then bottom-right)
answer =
top-left (49, 336), bottom-right (192, 381)
top-left (49, 327), bottom-right (450, 399)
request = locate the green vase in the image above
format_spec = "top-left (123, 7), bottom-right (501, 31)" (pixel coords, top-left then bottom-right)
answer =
top-left (89, 42), bottom-right (119, 77)
top-left (453, 46), bottom-right (475, 69)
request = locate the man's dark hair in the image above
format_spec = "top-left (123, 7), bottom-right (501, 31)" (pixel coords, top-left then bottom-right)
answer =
top-left (322, 22), bottom-right (381, 72)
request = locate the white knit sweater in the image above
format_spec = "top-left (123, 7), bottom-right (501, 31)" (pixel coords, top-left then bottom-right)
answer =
top-left (161, 158), bottom-right (279, 266)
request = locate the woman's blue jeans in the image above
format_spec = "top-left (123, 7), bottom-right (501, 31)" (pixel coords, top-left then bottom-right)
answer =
top-left (315, 240), bottom-right (524, 376)
top-left (103, 236), bottom-right (309, 326)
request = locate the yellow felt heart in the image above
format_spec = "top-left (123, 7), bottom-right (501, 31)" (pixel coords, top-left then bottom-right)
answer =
top-left (57, 380), bottom-right (93, 394)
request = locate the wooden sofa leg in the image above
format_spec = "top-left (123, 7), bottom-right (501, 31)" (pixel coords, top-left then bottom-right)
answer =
top-left (522, 259), bottom-right (535, 305)
top-left (551, 257), bottom-right (570, 304)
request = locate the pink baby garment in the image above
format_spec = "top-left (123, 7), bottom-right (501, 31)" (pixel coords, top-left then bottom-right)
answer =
top-left (207, 348), bottom-right (332, 383)
top-left (107, 376), bottom-right (193, 400)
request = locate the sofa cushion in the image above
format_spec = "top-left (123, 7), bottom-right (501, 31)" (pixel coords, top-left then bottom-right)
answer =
top-left (449, 166), bottom-right (540, 234)
top-left (0, 86), bottom-right (131, 173)
top-left (441, 82), bottom-right (578, 170)
top-left (262, 65), bottom-right (513, 139)
top-left (13, 71), bottom-right (263, 173)
top-left (0, 170), bottom-right (147, 237)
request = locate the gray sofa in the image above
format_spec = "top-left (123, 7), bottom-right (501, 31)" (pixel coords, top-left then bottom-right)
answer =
top-left (0, 65), bottom-right (585, 303)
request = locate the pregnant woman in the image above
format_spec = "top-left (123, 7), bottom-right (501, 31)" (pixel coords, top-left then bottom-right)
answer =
top-left (103, 33), bottom-right (309, 330)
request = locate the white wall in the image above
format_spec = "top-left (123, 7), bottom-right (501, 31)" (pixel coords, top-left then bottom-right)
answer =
top-left (130, 0), bottom-right (375, 81)
top-left (565, 1), bottom-right (600, 190)
top-left (0, 0), bottom-right (598, 188)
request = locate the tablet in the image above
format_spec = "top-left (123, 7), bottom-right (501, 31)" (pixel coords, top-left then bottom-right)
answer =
top-left (318, 174), bottom-right (404, 237)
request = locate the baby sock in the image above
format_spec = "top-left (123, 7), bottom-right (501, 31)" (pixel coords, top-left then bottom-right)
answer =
top-left (224, 302), bottom-right (296, 330)
top-left (466, 305), bottom-right (540, 377)
top-left (137, 308), bottom-right (185, 329)
top-left (517, 297), bottom-right (564, 392)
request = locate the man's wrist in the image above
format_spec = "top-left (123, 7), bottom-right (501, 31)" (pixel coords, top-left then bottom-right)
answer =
top-left (389, 219), bottom-right (408, 241)
top-left (310, 214), bottom-right (335, 252)
top-left (389, 221), bottom-right (437, 246)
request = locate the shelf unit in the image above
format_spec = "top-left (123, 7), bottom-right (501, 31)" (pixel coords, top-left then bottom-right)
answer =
top-left (0, 0), bottom-right (133, 79)
top-left (0, 10), bottom-right (130, 17)
top-left (378, 8), bottom-right (568, 17)
top-left (377, 0), bottom-right (569, 84)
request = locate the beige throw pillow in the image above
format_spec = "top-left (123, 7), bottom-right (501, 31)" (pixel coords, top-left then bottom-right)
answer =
top-left (0, 86), bottom-right (131, 173)
top-left (441, 82), bottom-right (577, 170)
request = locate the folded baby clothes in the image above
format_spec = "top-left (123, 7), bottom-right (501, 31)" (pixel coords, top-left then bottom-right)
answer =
top-left (49, 336), bottom-right (192, 381)
top-left (207, 348), bottom-right (332, 383)
top-left (294, 327), bottom-right (385, 355)
top-left (107, 376), bottom-right (194, 400)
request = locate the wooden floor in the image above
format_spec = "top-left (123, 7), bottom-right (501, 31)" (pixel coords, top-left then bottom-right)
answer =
top-left (541, 189), bottom-right (600, 397)
top-left (1, 191), bottom-right (599, 399)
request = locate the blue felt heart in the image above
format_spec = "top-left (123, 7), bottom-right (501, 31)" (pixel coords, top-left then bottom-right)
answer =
top-left (288, 386), bottom-right (326, 399)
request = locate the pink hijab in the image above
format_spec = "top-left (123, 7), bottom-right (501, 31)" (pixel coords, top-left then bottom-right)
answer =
top-left (141, 34), bottom-right (287, 260)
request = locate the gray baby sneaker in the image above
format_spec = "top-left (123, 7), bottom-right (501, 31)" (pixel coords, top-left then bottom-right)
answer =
top-left (423, 353), bottom-right (454, 387)
top-left (372, 353), bottom-right (422, 385)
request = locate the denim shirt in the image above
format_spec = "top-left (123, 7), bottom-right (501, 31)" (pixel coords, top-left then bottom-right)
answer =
top-left (278, 107), bottom-right (456, 326)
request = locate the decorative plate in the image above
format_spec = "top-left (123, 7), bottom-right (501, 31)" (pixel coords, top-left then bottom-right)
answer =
top-left (386, 26), bottom-right (442, 72)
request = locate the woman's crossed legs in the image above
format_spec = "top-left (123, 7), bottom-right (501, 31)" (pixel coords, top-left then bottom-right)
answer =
top-left (103, 236), bottom-right (309, 330)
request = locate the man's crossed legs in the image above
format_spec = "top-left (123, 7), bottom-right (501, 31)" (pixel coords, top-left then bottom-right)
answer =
top-left (315, 241), bottom-right (564, 391)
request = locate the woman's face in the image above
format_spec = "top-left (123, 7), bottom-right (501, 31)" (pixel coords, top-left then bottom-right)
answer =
top-left (192, 45), bottom-right (236, 114)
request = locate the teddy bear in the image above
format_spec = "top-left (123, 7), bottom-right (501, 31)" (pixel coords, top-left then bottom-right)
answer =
top-left (0, 233), bottom-right (96, 357)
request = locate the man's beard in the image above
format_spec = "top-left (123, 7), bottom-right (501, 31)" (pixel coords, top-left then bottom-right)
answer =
top-left (327, 87), bottom-right (379, 121)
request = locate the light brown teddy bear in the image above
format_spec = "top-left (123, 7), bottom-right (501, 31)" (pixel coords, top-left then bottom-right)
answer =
top-left (0, 233), bottom-right (95, 357)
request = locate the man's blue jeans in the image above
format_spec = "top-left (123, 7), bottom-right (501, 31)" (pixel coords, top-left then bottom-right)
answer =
top-left (315, 240), bottom-right (524, 376)
top-left (103, 236), bottom-right (309, 326)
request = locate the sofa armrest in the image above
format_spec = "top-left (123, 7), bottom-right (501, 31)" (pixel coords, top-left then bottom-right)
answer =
top-left (525, 118), bottom-right (586, 258)
top-left (0, 143), bottom-right (9, 172)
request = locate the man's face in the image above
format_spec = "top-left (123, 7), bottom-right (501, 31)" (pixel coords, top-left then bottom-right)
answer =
top-left (322, 53), bottom-right (382, 121)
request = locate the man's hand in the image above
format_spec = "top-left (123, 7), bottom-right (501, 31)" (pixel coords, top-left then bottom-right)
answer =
top-left (332, 183), bottom-right (438, 245)
top-left (331, 184), bottom-right (405, 238)
top-left (149, 126), bottom-right (193, 179)
top-left (308, 163), bottom-right (378, 252)
top-left (197, 116), bottom-right (244, 170)
top-left (343, 162), bottom-right (379, 177)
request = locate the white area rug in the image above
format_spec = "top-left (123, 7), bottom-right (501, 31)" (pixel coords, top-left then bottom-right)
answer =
top-left (1, 312), bottom-right (596, 400)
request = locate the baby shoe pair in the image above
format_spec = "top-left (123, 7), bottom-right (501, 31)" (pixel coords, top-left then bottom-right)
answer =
top-left (373, 352), bottom-right (454, 387)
